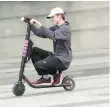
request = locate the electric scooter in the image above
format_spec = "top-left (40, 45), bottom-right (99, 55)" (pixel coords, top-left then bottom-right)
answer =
top-left (12, 17), bottom-right (75, 96)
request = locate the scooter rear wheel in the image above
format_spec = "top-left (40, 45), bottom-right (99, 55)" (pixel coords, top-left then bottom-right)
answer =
top-left (12, 81), bottom-right (25, 96)
top-left (62, 76), bottom-right (75, 91)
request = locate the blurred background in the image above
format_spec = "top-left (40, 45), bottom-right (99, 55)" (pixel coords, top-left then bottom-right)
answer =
top-left (0, 1), bottom-right (109, 59)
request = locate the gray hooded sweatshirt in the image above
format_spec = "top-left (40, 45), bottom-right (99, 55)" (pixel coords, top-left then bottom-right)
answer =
top-left (31, 21), bottom-right (72, 69)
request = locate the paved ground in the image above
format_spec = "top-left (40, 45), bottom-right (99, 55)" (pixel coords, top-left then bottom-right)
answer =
top-left (0, 53), bottom-right (109, 107)
top-left (0, 74), bottom-right (109, 107)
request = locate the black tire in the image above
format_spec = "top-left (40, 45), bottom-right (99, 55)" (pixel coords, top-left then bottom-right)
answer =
top-left (12, 82), bottom-right (25, 96)
top-left (62, 76), bottom-right (75, 91)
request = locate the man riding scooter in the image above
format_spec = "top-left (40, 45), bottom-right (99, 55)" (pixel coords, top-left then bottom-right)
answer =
top-left (21, 7), bottom-right (72, 86)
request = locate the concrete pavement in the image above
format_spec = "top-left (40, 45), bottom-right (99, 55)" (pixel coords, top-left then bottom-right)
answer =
top-left (0, 74), bottom-right (109, 107)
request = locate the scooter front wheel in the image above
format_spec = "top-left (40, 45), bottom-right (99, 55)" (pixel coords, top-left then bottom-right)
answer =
top-left (12, 81), bottom-right (25, 96)
top-left (62, 76), bottom-right (75, 91)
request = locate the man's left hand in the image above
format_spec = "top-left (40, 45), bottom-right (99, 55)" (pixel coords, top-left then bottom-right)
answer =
top-left (30, 19), bottom-right (42, 27)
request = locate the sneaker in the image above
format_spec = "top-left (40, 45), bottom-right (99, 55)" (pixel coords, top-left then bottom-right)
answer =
top-left (32, 76), bottom-right (51, 84)
top-left (52, 72), bottom-right (62, 86)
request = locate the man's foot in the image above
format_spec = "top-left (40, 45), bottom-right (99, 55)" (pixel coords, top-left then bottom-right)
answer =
top-left (32, 76), bottom-right (51, 85)
top-left (52, 72), bottom-right (62, 86)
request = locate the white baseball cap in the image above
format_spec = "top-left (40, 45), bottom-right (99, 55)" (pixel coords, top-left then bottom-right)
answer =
top-left (47, 7), bottom-right (65, 19)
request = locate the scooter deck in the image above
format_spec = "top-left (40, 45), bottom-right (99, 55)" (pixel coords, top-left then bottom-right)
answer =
top-left (31, 84), bottom-right (71, 88)
top-left (27, 83), bottom-right (71, 88)
top-left (23, 75), bottom-right (71, 88)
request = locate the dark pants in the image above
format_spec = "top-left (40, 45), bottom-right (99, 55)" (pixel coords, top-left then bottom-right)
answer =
top-left (30, 47), bottom-right (66, 75)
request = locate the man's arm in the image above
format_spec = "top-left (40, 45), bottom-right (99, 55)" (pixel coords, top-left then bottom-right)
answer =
top-left (26, 18), bottom-right (70, 40)
top-left (40, 25), bottom-right (70, 40)
top-left (31, 24), bottom-right (46, 38)
top-left (21, 17), bottom-right (46, 38)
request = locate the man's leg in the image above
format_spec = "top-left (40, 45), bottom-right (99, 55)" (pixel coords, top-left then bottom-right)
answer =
top-left (31, 47), bottom-right (52, 75)
top-left (32, 55), bottom-right (66, 85)
top-left (31, 47), bottom-right (52, 64)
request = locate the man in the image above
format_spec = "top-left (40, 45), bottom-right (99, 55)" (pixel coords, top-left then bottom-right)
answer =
top-left (21, 7), bottom-right (72, 86)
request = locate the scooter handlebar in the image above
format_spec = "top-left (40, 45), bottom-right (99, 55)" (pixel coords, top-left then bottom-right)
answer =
top-left (21, 17), bottom-right (31, 23)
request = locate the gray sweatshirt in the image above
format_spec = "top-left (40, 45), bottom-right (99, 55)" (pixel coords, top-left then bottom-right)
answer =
top-left (31, 21), bottom-right (72, 69)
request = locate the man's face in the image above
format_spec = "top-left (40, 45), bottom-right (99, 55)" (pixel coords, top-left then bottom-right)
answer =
top-left (51, 15), bottom-right (60, 25)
